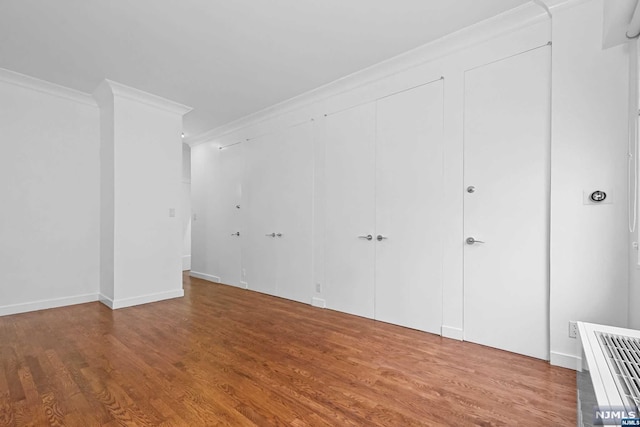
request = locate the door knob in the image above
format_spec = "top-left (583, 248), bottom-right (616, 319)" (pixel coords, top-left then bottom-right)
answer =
top-left (466, 237), bottom-right (485, 245)
top-left (265, 232), bottom-right (276, 237)
top-left (276, 233), bottom-right (283, 237)
top-left (467, 186), bottom-right (476, 193)
top-left (358, 234), bottom-right (373, 241)
top-left (376, 235), bottom-right (388, 241)
top-left (231, 232), bottom-right (240, 236)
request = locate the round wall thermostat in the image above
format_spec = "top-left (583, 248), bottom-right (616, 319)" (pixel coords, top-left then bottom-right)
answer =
top-left (590, 190), bottom-right (607, 202)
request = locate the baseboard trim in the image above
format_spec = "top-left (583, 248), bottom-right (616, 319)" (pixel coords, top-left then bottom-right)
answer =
top-left (550, 351), bottom-right (581, 370)
top-left (189, 271), bottom-right (221, 283)
top-left (311, 297), bottom-right (326, 308)
top-left (99, 294), bottom-right (115, 309)
top-left (239, 281), bottom-right (248, 289)
top-left (182, 255), bottom-right (191, 271)
top-left (441, 325), bottom-right (464, 340)
top-left (99, 289), bottom-right (184, 310)
top-left (0, 293), bottom-right (99, 317)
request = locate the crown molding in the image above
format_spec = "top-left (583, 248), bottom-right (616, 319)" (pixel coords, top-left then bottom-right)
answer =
top-left (542, 0), bottom-right (591, 13)
top-left (93, 79), bottom-right (192, 116)
top-left (0, 67), bottom-right (96, 107)
top-left (186, 1), bottom-right (554, 146)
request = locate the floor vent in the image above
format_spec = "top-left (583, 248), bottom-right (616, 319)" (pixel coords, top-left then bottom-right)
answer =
top-left (597, 331), bottom-right (640, 408)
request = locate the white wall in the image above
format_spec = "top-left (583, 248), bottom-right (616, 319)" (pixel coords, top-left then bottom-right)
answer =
top-left (182, 143), bottom-right (192, 271)
top-left (191, 0), bottom-right (634, 368)
top-left (99, 90), bottom-right (116, 301)
top-left (549, 0), bottom-right (630, 368)
top-left (191, 7), bottom-right (552, 339)
top-left (95, 80), bottom-right (190, 309)
top-left (113, 97), bottom-right (184, 302)
top-left (0, 71), bottom-right (100, 315)
top-left (629, 39), bottom-right (640, 331)
top-left (191, 143), bottom-right (221, 282)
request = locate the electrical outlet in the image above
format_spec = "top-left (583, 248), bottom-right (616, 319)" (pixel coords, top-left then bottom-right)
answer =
top-left (315, 283), bottom-right (321, 293)
top-left (569, 321), bottom-right (578, 339)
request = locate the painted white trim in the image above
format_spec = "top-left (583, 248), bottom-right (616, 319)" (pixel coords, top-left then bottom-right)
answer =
top-left (543, 0), bottom-right (591, 13)
top-left (189, 271), bottom-right (221, 283)
top-left (0, 67), bottom-right (96, 107)
top-left (93, 79), bottom-right (192, 115)
top-left (99, 289), bottom-right (184, 310)
top-left (550, 351), bottom-right (581, 370)
top-left (92, 80), bottom-right (114, 107)
top-left (240, 281), bottom-right (248, 289)
top-left (311, 297), bottom-right (326, 308)
top-left (182, 255), bottom-right (191, 271)
top-left (0, 293), bottom-right (99, 317)
top-left (99, 294), bottom-right (115, 309)
top-left (186, 2), bottom-right (550, 146)
top-left (441, 326), bottom-right (464, 340)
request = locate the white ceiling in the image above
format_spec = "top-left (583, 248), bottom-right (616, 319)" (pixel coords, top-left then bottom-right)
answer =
top-left (0, 0), bottom-right (530, 137)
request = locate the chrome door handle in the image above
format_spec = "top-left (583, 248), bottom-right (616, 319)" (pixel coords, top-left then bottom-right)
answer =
top-left (358, 235), bottom-right (373, 241)
top-left (466, 237), bottom-right (485, 245)
top-left (376, 235), bottom-right (388, 241)
top-left (276, 233), bottom-right (283, 237)
top-left (265, 233), bottom-right (276, 237)
top-left (231, 232), bottom-right (240, 236)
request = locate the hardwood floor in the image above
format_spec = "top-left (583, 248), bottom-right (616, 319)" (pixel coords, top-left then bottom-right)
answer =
top-left (0, 273), bottom-right (575, 426)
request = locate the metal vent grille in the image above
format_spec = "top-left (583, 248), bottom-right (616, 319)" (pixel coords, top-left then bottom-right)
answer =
top-left (597, 332), bottom-right (640, 408)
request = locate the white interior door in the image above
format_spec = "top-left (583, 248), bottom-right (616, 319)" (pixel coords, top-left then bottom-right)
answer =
top-left (273, 123), bottom-right (314, 304)
top-left (324, 103), bottom-right (376, 318)
top-left (375, 81), bottom-right (444, 333)
top-left (463, 46), bottom-right (550, 359)
top-left (244, 134), bottom-right (278, 296)
top-left (217, 144), bottom-right (244, 287)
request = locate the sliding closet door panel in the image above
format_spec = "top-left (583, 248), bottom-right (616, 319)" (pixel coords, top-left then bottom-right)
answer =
top-left (324, 103), bottom-right (376, 319)
top-left (274, 123), bottom-right (314, 304)
top-left (375, 81), bottom-right (444, 333)
top-left (217, 143), bottom-right (244, 287)
top-left (244, 134), bottom-right (278, 296)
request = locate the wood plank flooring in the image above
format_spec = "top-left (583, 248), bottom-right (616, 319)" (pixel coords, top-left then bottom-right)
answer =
top-left (0, 273), bottom-right (575, 426)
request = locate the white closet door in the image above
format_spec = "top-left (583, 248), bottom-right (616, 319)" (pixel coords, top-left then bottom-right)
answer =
top-left (244, 133), bottom-right (278, 296)
top-left (273, 123), bottom-right (314, 304)
top-left (324, 103), bottom-right (376, 318)
top-left (463, 46), bottom-right (550, 359)
top-left (217, 143), bottom-right (244, 287)
top-left (375, 81), bottom-right (444, 333)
